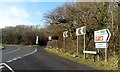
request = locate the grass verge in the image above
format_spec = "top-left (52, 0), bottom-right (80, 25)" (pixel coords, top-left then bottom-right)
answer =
top-left (44, 48), bottom-right (118, 70)
top-left (0, 45), bottom-right (4, 49)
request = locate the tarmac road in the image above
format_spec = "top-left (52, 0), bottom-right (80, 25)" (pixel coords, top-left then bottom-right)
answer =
top-left (0, 45), bottom-right (102, 72)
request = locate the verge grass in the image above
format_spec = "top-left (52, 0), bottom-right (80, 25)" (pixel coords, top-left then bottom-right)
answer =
top-left (0, 45), bottom-right (4, 49)
top-left (45, 48), bottom-right (118, 70)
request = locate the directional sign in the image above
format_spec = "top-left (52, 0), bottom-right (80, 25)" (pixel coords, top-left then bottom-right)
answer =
top-left (94, 29), bottom-right (111, 42)
top-left (76, 26), bottom-right (86, 36)
top-left (63, 31), bottom-right (68, 38)
top-left (36, 36), bottom-right (38, 44)
top-left (48, 36), bottom-right (52, 41)
top-left (95, 43), bottom-right (108, 48)
top-left (52, 36), bottom-right (59, 40)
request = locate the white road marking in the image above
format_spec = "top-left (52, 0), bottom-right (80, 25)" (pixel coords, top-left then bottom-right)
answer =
top-left (0, 63), bottom-right (5, 69)
top-left (0, 66), bottom-right (4, 69)
top-left (3, 48), bottom-right (21, 55)
top-left (13, 58), bottom-right (17, 61)
top-left (17, 56), bottom-right (21, 59)
top-left (6, 48), bottom-right (37, 63)
top-left (6, 60), bottom-right (13, 63)
top-left (3, 63), bottom-right (15, 72)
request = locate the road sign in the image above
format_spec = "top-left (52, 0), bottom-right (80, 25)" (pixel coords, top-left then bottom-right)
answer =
top-left (36, 36), bottom-right (38, 44)
top-left (94, 29), bottom-right (111, 42)
top-left (48, 36), bottom-right (52, 41)
top-left (76, 26), bottom-right (86, 58)
top-left (95, 43), bottom-right (108, 48)
top-left (63, 31), bottom-right (68, 38)
top-left (76, 26), bottom-right (86, 36)
top-left (52, 36), bottom-right (59, 40)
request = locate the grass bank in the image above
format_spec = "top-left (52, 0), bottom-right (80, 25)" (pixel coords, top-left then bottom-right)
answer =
top-left (0, 45), bottom-right (4, 49)
top-left (45, 48), bottom-right (118, 70)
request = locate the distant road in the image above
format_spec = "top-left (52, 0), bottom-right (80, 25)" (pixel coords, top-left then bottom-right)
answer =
top-left (1, 45), bottom-right (102, 71)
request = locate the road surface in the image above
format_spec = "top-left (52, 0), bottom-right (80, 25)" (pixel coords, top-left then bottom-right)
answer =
top-left (0, 45), bottom-right (102, 72)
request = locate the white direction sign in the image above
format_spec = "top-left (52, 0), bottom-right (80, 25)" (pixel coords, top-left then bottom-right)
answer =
top-left (95, 43), bottom-right (108, 48)
top-left (36, 36), bottom-right (38, 44)
top-left (76, 26), bottom-right (86, 36)
top-left (94, 29), bottom-right (111, 42)
top-left (48, 36), bottom-right (52, 41)
top-left (63, 31), bottom-right (68, 38)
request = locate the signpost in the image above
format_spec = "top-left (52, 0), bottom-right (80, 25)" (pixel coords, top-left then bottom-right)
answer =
top-left (52, 36), bottom-right (59, 48)
top-left (36, 36), bottom-right (38, 45)
top-left (48, 36), bottom-right (59, 48)
top-left (94, 29), bottom-right (111, 62)
top-left (76, 26), bottom-right (86, 57)
top-left (94, 29), bottom-right (111, 42)
top-left (48, 36), bottom-right (52, 48)
top-left (95, 43), bottom-right (108, 48)
top-left (63, 31), bottom-right (68, 53)
top-left (48, 36), bottom-right (52, 41)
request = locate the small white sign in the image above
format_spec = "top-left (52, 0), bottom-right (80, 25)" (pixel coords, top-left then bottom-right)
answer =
top-left (36, 36), bottom-right (38, 44)
top-left (95, 43), bottom-right (108, 48)
top-left (48, 36), bottom-right (52, 41)
top-left (76, 26), bottom-right (86, 36)
top-left (83, 51), bottom-right (97, 54)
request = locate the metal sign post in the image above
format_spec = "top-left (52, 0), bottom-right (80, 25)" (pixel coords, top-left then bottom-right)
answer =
top-left (76, 35), bottom-right (79, 56)
top-left (55, 40), bottom-right (58, 48)
top-left (36, 36), bottom-right (38, 45)
top-left (64, 38), bottom-right (66, 53)
top-left (48, 36), bottom-right (52, 48)
top-left (97, 49), bottom-right (100, 61)
top-left (63, 31), bottom-right (68, 53)
top-left (105, 48), bottom-right (107, 62)
top-left (94, 29), bottom-right (111, 62)
top-left (84, 34), bottom-right (86, 59)
top-left (76, 26), bottom-right (86, 57)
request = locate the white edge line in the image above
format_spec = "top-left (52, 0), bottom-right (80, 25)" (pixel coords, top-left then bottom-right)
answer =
top-left (17, 57), bottom-right (21, 59)
top-left (13, 58), bottom-right (17, 61)
top-left (3, 48), bottom-right (21, 55)
top-left (6, 60), bottom-right (13, 63)
top-left (3, 63), bottom-right (15, 72)
top-left (6, 48), bottom-right (37, 63)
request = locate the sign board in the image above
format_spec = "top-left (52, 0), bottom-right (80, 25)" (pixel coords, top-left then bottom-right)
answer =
top-left (63, 31), bottom-right (68, 38)
top-left (48, 36), bottom-right (52, 41)
top-left (83, 51), bottom-right (97, 54)
top-left (36, 36), bottom-right (38, 44)
top-left (52, 36), bottom-right (59, 40)
top-left (76, 26), bottom-right (86, 36)
top-left (95, 43), bottom-right (108, 48)
top-left (94, 29), bottom-right (111, 42)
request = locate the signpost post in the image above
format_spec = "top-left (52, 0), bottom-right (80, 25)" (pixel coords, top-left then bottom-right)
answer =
top-left (48, 36), bottom-right (52, 48)
top-left (94, 29), bottom-right (111, 62)
top-left (52, 36), bottom-right (59, 48)
top-left (76, 26), bottom-right (86, 57)
top-left (36, 36), bottom-right (38, 45)
top-left (63, 31), bottom-right (68, 53)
